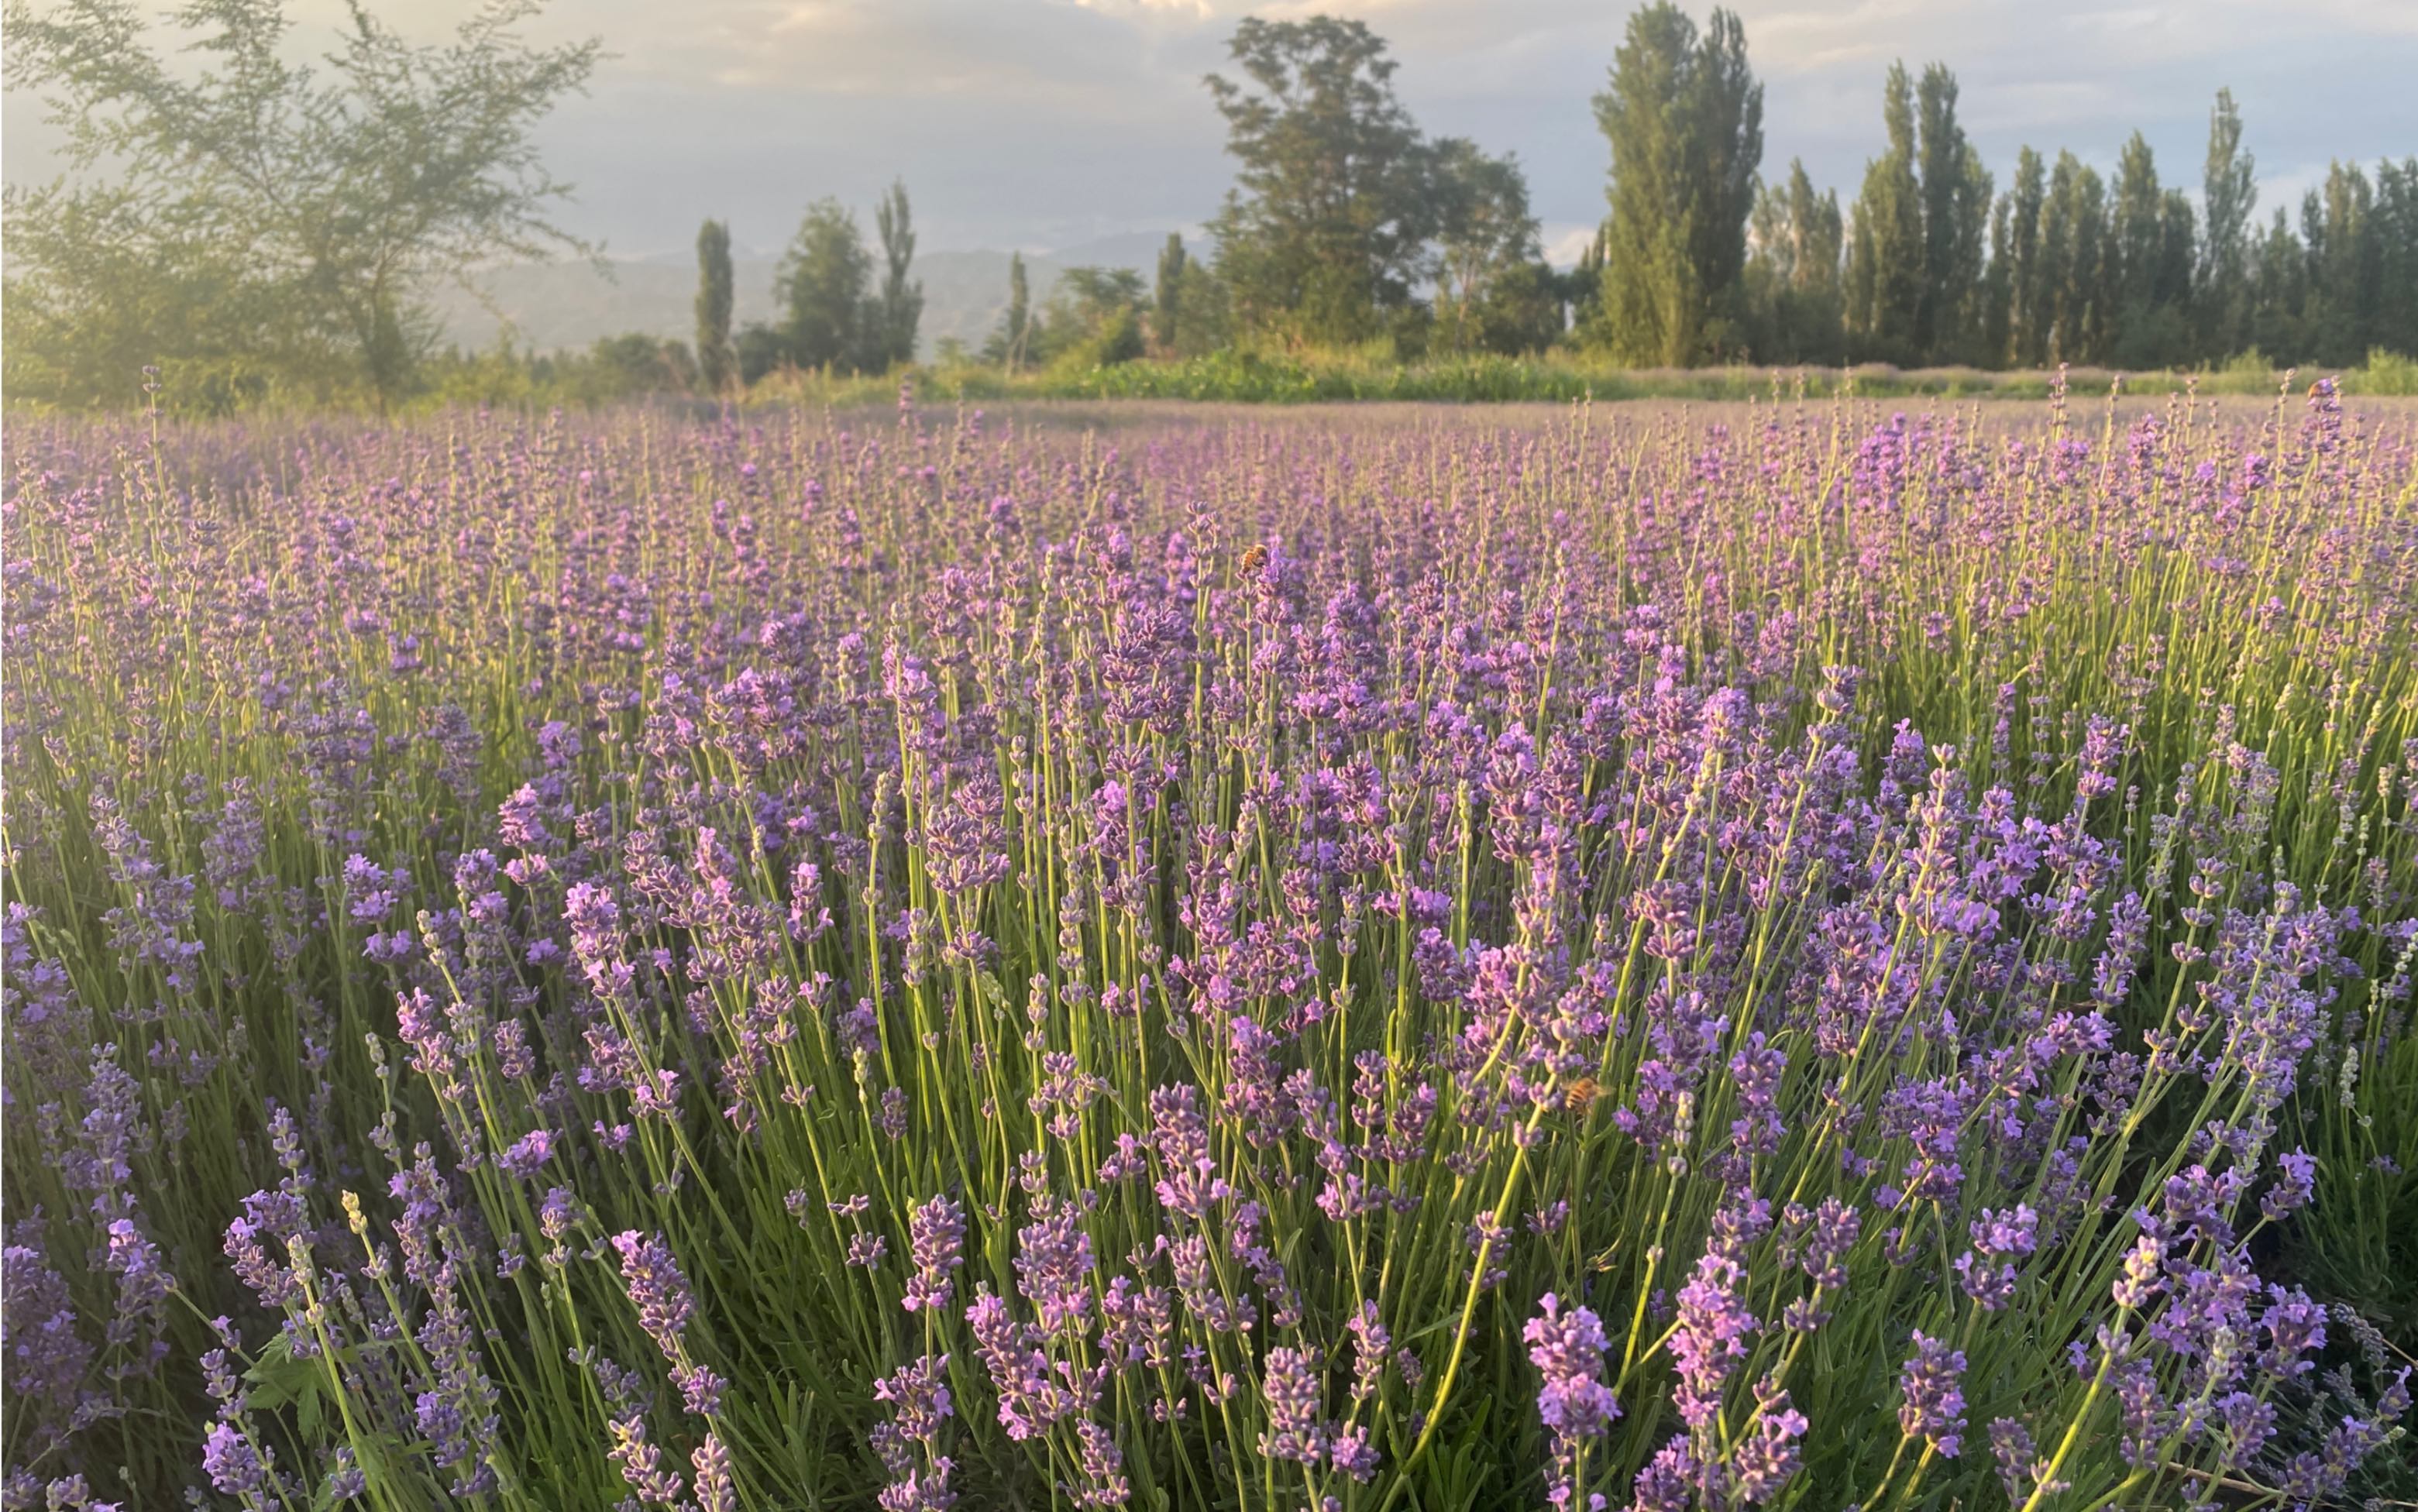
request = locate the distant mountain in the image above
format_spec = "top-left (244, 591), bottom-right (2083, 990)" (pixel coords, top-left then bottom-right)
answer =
top-left (425, 233), bottom-right (1208, 360)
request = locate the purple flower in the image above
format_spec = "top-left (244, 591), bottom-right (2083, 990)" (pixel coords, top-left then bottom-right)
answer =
top-left (1670, 1245), bottom-right (1755, 1428)
top-left (611, 1231), bottom-right (698, 1364)
top-left (1728, 1380), bottom-right (1807, 1503)
top-left (1013, 1205), bottom-right (1095, 1335)
top-left (201, 1421), bottom-right (267, 1498)
top-left (1525, 1294), bottom-right (1620, 1439)
top-left (496, 1129), bottom-right (557, 1179)
top-left (903, 1196), bottom-right (967, 1314)
top-left (1897, 1330), bottom-right (1968, 1458)
top-left (1259, 1345), bottom-right (1326, 1466)
top-left (2261, 1147), bottom-right (2317, 1220)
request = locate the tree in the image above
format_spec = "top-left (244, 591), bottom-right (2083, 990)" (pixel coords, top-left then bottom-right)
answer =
top-left (1567, 222), bottom-right (1610, 335)
top-left (2199, 90), bottom-right (2256, 361)
top-left (776, 198), bottom-right (873, 372)
top-left (1430, 139), bottom-right (1542, 354)
top-left (2248, 207), bottom-right (2307, 362)
top-left (2108, 134), bottom-right (2168, 345)
top-left (2300, 161), bottom-right (2379, 366)
top-left (2039, 151), bottom-right (2110, 363)
top-left (1591, 4), bottom-right (1763, 366)
top-left (1845, 64), bottom-right (1923, 363)
top-left (874, 179), bottom-right (924, 369)
top-left (1472, 260), bottom-right (1569, 356)
top-left (1154, 234), bottom-right (1188, 352)
top-left (1744, 160), bottom-right (1844, 363)
top-left (3, 0), bottom-right (599, 411)
top-left (2375, 158), bottom-right (2418, 362)
top-left (1914, 64), bottom-right (1990, 363)
top-left (1037, 268), bottom-right (1147, 368)
top-left (696, 218), bottom-right (736, 396)
top-left (734, 321), bottom-right (793, 386)
top-left (2004, 147), bottom-right (2049, 366)
top-left (989, 253), bottom-right (1034, 372)
top-left (1205, 15), bottom-right (1438, 344)
top-left (1981, 194), bottom-right (2014, 366)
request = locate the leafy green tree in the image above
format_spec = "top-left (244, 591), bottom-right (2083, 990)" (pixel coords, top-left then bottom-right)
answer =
top-left (2199, 90), bottom-right (2257, 362)
top-left (986, 253), bottom-right (1035, 370)
top-left (873, 179), bottom-right (924, 369)
top-left (1471, 261), bottom-right (1569, 355)
top-left (776, 198), bottom-right (872, 372)
top-left (734, 321), bottom-right (793, 386)
top-left (1154, 234), bottom-right (1188, 352)
top-left (1567, 222), bottom-right (1610, 335)
top-left (1981, 194), bottom-right (2014, 366)
top-left (1845, 62), bottom-right (1986, 364)
top-left (3, 0), bottom-right (598, 411)
top-left (2375, 158), bottom-right (2418, 361)
top-left (1040, 268), bottom-right (1148, 367)
top-left (1430, 139), bottom-right (1542, 354)
top-left (2040, 151), bottom-right (2110, 363)
top-left (1914, 64), bottom-right (1990, 363)
top-left (1591, 3), bottom-right (1763, 365)
top-left (1743, 159), bottom-right (1844, 363)
top-left (2107, 132), bottom-right (2179, 363)
top-left (2300, 162), bottom-right (2379, 366)
top-left (1845, 64), bottom-right (1923, 362)
top-left (2004, 147), bottom-right (2050, 366)
top-left (1205, 15), bottom-right (1438, 344)
top-left (696, 218), bottom-right (737, 395)
top-left (2247, 208), bottom-right (2307, 362)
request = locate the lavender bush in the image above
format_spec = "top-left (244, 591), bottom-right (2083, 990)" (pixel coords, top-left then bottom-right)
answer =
top-left (3, 380), bottom-right (2413, 1511)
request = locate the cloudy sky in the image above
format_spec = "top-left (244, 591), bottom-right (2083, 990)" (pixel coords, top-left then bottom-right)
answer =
top-left (7, 0), bottom-right (2416, 264)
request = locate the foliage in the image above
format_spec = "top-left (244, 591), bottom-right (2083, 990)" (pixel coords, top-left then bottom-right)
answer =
top-left (1589, 3), bottom-right (1763, 365)
top-left (1743, 161), bottom-right (1845, 366)
top-left (695, 219), bottom-right (736, 397)
top-left (1206, 15), bottom-right (1441, 344)
top-left (1429, 139), bottom-right (1549, 355)
top-left (2, 0), bottom-right (599, 410)
top-left (1154, 233), bottom-right (1189, 354)
top-left (775, 198), bottom-right (875, 373)
top-left (873, 179), bottom-right (925, 371)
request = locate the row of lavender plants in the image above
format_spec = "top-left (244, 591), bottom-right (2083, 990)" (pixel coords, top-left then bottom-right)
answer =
top-left (3, 384), bottom-right (2413, 1512)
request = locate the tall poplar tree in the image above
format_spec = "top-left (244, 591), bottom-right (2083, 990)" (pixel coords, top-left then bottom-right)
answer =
top-left (2039, 152), bottom-right (2109, 363)
top-left (1744, 159), bottom-right (1843, 363)
top-left (873, 180), bottom-right (923, 369)
top-left (1591, 3), bottom-right (1763, 366)
top-left (1845, 64), bottom-right (1922, 362)
top-left (996, 253), bottom-right (1033, 372)
top-left (2199, 91), bottom-right (2256, 361)
top-left (1914, 64), bottom-right (1990, 363)
top-left (1154, 233), bottom-right (1188, 352)
top-left (695, 218), bottom-right (735, 395)
top-left (2004, 147), bottom-right (2048, 366)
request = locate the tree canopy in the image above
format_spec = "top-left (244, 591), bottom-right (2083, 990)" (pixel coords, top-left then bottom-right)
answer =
top-left (3, 0), bottom-right (600, 410)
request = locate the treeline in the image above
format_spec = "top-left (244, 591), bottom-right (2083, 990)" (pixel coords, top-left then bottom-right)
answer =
top-left (703, 9), bottom-right (2411, 385)
top-left (5, 0), bottom-right (2412, 413)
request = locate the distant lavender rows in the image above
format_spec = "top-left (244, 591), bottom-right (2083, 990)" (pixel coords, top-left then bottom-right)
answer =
top-left (3, 384), bottom-right (2413, 1512)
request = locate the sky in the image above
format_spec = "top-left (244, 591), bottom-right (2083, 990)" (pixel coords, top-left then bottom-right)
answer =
top-left (6, 0), bottom-right (2417, 266)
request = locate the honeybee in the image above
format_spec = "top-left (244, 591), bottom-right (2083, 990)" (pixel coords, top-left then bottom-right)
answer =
top-left (1562, 1076), bottom-right (1601, 1112)
top-left (1239, 543), bottom-right (1268, 577)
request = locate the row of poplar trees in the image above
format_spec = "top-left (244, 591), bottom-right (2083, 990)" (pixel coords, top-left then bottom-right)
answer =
top-left (1592, 5), bottom-right (2416, 369)
top-left (686, 5), bottom-right (2415, 384)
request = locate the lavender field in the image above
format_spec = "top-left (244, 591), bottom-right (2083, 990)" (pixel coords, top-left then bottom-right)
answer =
top-left (4, 385), bottom-right (2414, 1512)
